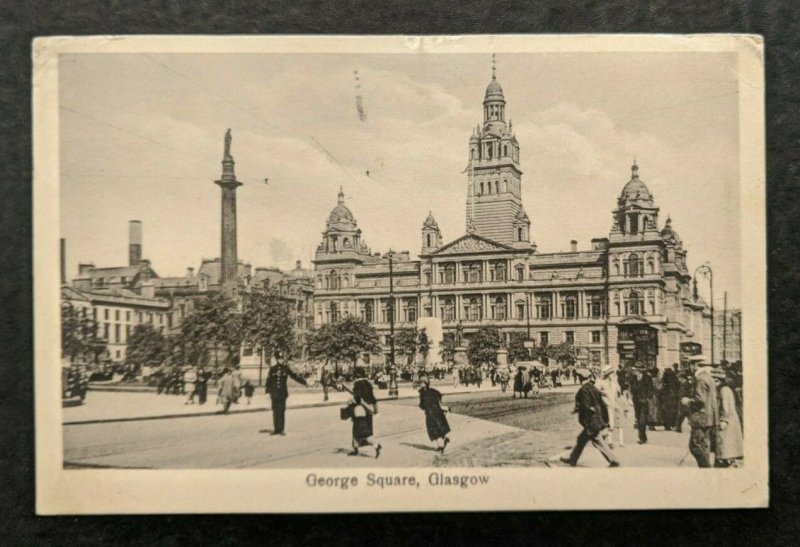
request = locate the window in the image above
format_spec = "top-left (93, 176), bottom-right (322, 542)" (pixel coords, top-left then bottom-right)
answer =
top-left (562, 294), bottom-right (577, 319)
top-left (480, 182), bottom-right (484, 195)
top-left (137, 311), bottom-right (142, 322)
top-left (647, 256), bottom-right (655, 274)
top-left (629, 214), bottom-right (639, 234)
top-left (613, 258), bottom-right (620, 276)
top-left (361, 301), bottom-right (374, 323)
top-left (591, 331), bottom-right (601, 344)
top-left (381, 299), bottom-right (392, 323)
top-left (540, 332), bottom-right (549, 346)
top-left (535, 294), bottom-right (552, 319)
top-left (588, 293), bottom-right (605, 318)
top-left (440, 264), bottom-right (455, 284)
top-left (423, 306), bottom-right (432, 318)
top-left (126, 311), bottom-right (131, 321)
top-left (103, 323), bottom-right (109, 339)
top-left (116, 350), bottom-right (121, 359)
top-left (515, 265), bottom-right (524, 281)
top-left (104, 309), bottom-right (109, 320)
top-left (648, 290), bottom-right (656, 315)
top-left (517, 227), bottom-right (523, 241)
top-left (424, 270), bottom-right (432, 285)
top-left (516, 300), bottom-right (526, 320)
top-left (624, 291), bottom-right (643, 316)
top-left (167, 313), bottom-right (173, 328)
top-left (329, 303), bottom-right (340, 323)
top-left (440, 298), bottom-right (455, 322)
top-left (93, 308), bottom-right (97, 320)
top-left (625, 253), bottom-right (643, 278)
top-left (464, 297), bottom-right (482, 321)
top-left (495, 181), bottom-right (499, 193)
top-left (465, 263), bottom-right (482, 283)
top-left (426, 234), bottom-right (431, 247)
top-left (491, 296), bottom-right (506, 320)
top-left (489, 261), bottom-right (506, 282)
top-left (115, 310), bottom-right (120, 321)
top-left (114, 324), bottom-right (120, 343)
top-left (565, 331), bottom-right (575, 344)
top-left (126, 325), bottom-right (130, 339)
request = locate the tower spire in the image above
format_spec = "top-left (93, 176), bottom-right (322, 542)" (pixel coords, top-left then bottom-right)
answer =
top-left (631, 157), bottom-right (639, 179)
top-left (491, 53), bottom-right (496, 80)
top-left (338, 185), bottom-right (345, 204)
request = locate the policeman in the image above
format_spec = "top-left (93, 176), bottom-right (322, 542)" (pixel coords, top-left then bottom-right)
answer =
top-left (265, 354), bottom-right (308, 435)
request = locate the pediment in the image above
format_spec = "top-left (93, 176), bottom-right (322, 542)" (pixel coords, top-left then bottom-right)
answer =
top-left (430, 233), bottom-right (513, 256)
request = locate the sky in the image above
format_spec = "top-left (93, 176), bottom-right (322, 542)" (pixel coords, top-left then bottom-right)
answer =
top-left (59, 51), bottom-right (742, 307)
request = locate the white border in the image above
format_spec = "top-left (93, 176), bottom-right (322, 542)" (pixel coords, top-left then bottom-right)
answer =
top-left (34, 34), bottom-right (768, 514)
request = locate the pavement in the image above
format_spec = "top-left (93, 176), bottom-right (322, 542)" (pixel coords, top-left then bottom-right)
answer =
top-left (63, 381), bottom-right (508, 425)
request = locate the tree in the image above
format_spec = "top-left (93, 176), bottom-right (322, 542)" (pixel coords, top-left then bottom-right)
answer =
top-left (241, 288), bottom-right (295, 363)
top-left (466, 326), bottom-right (502, 367)
top-left (507, 331), bottom-right (530, 363)
top-left (125, 323), bottom-right (167, 373)
top-left (439, 332), bottom-right (457, 365)
top-left (548, 342), bottom-right (578, 367)
top-left (61, 303), bottom-right (105, 365)
top-left (179, 293), bottom-right (242, 370)
top-left (307, 317), bottom-right (381, 372)
top-left (396, 327), bottom-right (418, 366)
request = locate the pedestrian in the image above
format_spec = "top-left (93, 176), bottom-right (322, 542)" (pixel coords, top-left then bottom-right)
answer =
top-left (659, 366), bottom-right (680, 430)
top-left (680, 362), bottom-right (719, 467)
top-left (675, 369), bottom-right (695, 432)
top-left (348, 367), bottom-right (381, 458)
top-left (596, 365), bottom-right (618, 448)
top-left (183, 366), bottom-right (197, 405)
top-left (715, 372), bottom-right (743, 467)
top-left (231, 363), bottom-right (243, 404)
top-left (513, 367), bottom-right (524, 398)
top-left (243, 379), bottom-right (255, 405)
top-left (196, 367), bottom-right (209, 405)
top-left (474, 367), bottom-right (483, 389)
top-left (265, 355), bottom-right (308, 435)
top-left (321, 363), bottom-right (333, 402)
top-left (217, 368), bottom-right (236, 413)
top-left (630, 365), bottom-right (654, 444)
top-left (418, 374), bottom-right (451, 453)
top-left (647, 367), bottom-right (661, 430)
top-left (530, 366), bottom-right (540, 398)
top-left (560, 367), bottom-right (620, 468)
top-left (521, 367), bottom-right (532, 398)
top-left (452, 366), bottom-right (459, 388)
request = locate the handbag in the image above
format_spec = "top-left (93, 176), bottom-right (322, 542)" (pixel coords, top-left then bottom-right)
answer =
top-left (340, 404), bottom-right (354, 421)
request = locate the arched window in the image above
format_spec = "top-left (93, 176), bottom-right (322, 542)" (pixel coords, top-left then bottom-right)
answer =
top-left (516, 299), bottom-right (526, 320)
top-left (440, 297), bottom-right (455, 321)
top-left (625, 290), bottom-right (643, 316)
top-left (480, 182), bottom-right (484, 195)
top-left (492, 296), bottom-right (506, 320)
top-left (329, 302), bottom-right (340, 323)
top-left (647, 289), bottom-right (656, 315)
top-left (535, 294), bottom-right (552, 319)
top-left (465, 263), bottom-right (482, 283)
top-left (329, 270), bottom-right (339, 290)
top-left (487, 181), bottom-right (492, 194)
top-left (625, 253), bottom-right (643, 277)
top-left (403, 299), bottom-right (418, 322)
top-left (330, 236), bottom-right (338, 252)
top-left (517, 227), bottom-right (523, 241)
top-left (361, 301), bottom-right (373, 323)
top-left (495, 181), bottom-right (499, 193)
top-left (613, 258), bottom-right (620, 276)
top-left (465, 297), bottom-right (482, 321)
top-left (343, 237), bottom-right (350, 249)
top-left (426, 233), bottom-right (431, 247)
top-left (647, 256), bottom-right (655, 274)
top-left (588, 293), bottom-right (605, 318)
top-left (562, 294), bottom-right (578, 319)
top-left (503, 145), bottom-right (508, 156)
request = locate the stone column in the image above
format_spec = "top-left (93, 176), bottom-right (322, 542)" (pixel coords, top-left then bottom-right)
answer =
top-left (215, 129), bottom-right (243, 299)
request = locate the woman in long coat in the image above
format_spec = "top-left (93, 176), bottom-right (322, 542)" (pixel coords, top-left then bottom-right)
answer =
top-left (659, 367), bottom-right (680, 430)
top-left (647, 368), bottom-right (662, 428)
top-left (349, 368), bottom-right (382, 458)
top-left (418, 375), bottom-right (451, 452)
top-left (715, 373), bottom-right (743, 466)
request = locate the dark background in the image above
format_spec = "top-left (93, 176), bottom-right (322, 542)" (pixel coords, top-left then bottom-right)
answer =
top-left (1, 1), bottom-right (797, 544)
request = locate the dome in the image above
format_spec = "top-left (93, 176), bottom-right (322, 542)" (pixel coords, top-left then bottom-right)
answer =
top-left (326, 187), bottom-right (358, 230)
top-left (422, 211), bottom-right (439, 230)
top-left (484, 77), bottom-right (505, 102)
top-left (619, 161), bottom-right (653, 202)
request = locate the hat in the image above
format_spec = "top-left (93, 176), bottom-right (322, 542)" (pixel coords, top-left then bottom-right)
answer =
top-left (709, 368), bottom-right (726, 379)
top-left (601, 365), bottom-right (617, 378)
top-left (575, 367), bottom-right (592, 379)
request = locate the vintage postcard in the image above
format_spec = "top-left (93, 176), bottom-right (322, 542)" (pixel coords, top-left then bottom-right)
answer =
top-left (34, 34), bottom-right (767, 513)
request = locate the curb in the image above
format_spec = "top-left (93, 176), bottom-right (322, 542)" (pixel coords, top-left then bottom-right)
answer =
top-left (63, 386), bottom-right (511, 426)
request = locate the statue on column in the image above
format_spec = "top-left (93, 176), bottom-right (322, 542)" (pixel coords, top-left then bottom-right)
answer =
top-left (224, 128), bottom-right (232, 157)
top-left (455, 321), bottom-right (464, 346)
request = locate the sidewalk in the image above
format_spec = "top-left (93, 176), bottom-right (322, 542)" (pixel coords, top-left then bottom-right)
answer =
top-left (548, 427), bottom-right (697, 468)
top-left (63, 382), bottom-right (507, 425)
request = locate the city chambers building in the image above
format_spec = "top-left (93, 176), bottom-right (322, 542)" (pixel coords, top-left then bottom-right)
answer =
top-left (313, 69), bottom-right (712, 370)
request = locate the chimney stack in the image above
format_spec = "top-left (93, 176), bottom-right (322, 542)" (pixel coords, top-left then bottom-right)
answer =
top-left (60, 238), bottom-right (66, 285)
top-left (570, 240), bottom-right (577, 252)
top-left (78, 262), bottom-right (95, 275)
top-left (129, 220), bottom-right (143, 266)
top-left (295, 260), bottom-right (302, 270)
top-left (186, 267), bottom-right (194, 278)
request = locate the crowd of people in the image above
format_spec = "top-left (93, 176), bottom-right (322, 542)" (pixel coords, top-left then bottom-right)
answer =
top-left (560, 360), bottom-right (744, 468)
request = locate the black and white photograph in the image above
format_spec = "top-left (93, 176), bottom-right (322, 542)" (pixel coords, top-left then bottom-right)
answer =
top-left (33, 34), bottom-right (767, 513)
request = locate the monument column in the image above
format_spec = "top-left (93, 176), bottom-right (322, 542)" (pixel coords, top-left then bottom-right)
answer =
top-left (215, 129), bottom-right (243, 298)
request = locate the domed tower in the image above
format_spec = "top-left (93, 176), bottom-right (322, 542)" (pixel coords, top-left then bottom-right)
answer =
top-left (465, 55), bottom-right (525, 245)
top-left (512, 205), bottom-right (533, 249)
top-left (320, 186), bottom-right (364, 254)
top-left (610, 160), bottom-right (660, 241)
top-left (421, 211), bottom-right (442, 254)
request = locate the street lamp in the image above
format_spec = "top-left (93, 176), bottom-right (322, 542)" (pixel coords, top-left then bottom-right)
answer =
top-left (732, 310), bottom-right (743, 363)
top-left (695, 263), bottom-right (714, 364)
top-left (387, 250), bottom-right (399, 397)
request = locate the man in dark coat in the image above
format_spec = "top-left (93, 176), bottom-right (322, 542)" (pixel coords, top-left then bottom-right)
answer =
top-left (560, 367), bottom-right (620, 467)
top-left (630, 366), bottom-right (654, 444)
top-left (265, 357), bottom-right (308, 435)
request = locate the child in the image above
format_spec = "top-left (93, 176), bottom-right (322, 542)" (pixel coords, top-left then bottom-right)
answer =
top-left (243, 379), bottom-right (255, 405)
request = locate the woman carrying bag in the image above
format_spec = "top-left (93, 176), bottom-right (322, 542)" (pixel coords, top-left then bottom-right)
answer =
top-left (343, 367), bottom-right (382, 459)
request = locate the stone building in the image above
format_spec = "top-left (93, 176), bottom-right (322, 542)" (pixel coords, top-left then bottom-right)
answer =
top-left (312, 66), bottom-right (713, 369)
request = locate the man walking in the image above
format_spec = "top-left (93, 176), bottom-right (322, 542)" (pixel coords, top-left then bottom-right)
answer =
top-left (560, 367), bottom-right (620, 468)
top-left (681, 362), bottom-right (719, 467)
top-left (630, 365), bottom-right (654, 444)
top-left (265, 356), bottom-right (308, 435)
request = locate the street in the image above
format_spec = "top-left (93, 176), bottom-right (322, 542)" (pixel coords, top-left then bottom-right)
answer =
top-left (63, 385), bottom-right (696, 469)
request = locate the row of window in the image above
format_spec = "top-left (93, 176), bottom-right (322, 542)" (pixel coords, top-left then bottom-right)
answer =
top-left (612, 253), bottom-right (658, 277)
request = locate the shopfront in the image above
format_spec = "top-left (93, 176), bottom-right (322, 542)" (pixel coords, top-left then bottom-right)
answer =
top-left (616, 323), bottom-right (658, 369)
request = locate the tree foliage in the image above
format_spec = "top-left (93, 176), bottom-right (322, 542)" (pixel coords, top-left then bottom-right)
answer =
top-left (241, 288), bottom-right (295, 361)
top-left (307, 316), bottom-right (381, 370)
top-left (125, 323), bottom-right (168, 372)
top-left (179, 293), bottom-right (242, 369)
top-left (466, 326), bottom-right (502, 367)
top-left (396, 327), bottom-right (418, 365)
top-left (507, 331), bottom-right (530, 363)
top-left (417, 328), bottom-right (431, 365)
top-left (61, 303), bottom-right (105, 364)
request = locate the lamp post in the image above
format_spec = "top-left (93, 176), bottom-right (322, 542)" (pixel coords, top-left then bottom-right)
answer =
top-left (387, 250), bottom-right (399, 397)
top-left (695, 263), bottom-right (714, 363)
top-left (732, 310), bottom-right (743, 363)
